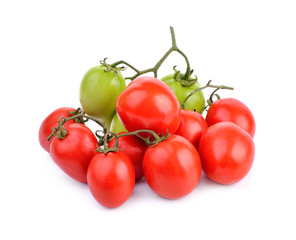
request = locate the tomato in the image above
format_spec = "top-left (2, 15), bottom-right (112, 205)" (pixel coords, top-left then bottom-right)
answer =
top-left (87, 151), bottom-right (135, 208)
top-left (161, 73), bottom-right (205, 113)
top-left (175, 109), bottom-right (208, 148)
top-left (50, 123), bottom-right (98, 183)
top-left (116, 76), bottom-right (181, 136)
top-left (108, 133), bottom-right (147, 180)
top-left (79, 64), bottom-right (126, 119)
top-left (198, 122), bottom-right (255, 185)
top-left (143, 134), bottom-right (201, 199)
top-left (206, 98), bottom-right (256, 138)
top-left (39, 107), bottom-right (77, 153)
top-left (110, 112), bottom-right (127, 134)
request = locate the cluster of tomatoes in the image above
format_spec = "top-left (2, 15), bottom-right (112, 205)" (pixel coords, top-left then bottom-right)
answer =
top-left (39, 28), bottom-right (255, 208)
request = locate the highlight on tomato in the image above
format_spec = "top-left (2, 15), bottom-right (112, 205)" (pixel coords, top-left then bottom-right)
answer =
top-left (50, 123), bottom-right (98, 183)
top-left (161, 72), bottom-right (205, 113)
top-left (198, 122), bottom-right (255, 185)
top-left (175, 109), bottom-right (208, 148)
top-left (116, 76), bottom-right (181, 136)
top-left (108, 133), bottom-right (147, 180)
top-left (39, 107), bottom-right (78, 153)
top-left (87, 151), bottom-right (135, 208)
top-left (206, 98), bottom-right (256, 138)
top-left (143, 134), bottom-right (202, 199)
top-left (79, 60), bottom-right (126, 119)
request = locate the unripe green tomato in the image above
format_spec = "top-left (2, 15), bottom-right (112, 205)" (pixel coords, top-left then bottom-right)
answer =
top-left (110, 112), bottom-right (127, 134)
top-left (79, 65), bottom-right (126, 119)
top-left (161, 74), bottom-right (205, 114)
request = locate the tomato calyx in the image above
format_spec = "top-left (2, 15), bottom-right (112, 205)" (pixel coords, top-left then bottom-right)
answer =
top-left (100, 58), bottom-right (126, 76)
top-left (172, 66), bottom-right (197, 87)
top-left (47, 108), bottom-right (108, 142)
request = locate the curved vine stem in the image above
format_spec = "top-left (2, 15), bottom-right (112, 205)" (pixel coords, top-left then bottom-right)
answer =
top-left (182, 80), bottom-right (234, 109)
top-left (111, 26), bottom-right (191, 80)
top-left (47, 109), bottom-right (108, 142)
top-left (47, 108), bottom-right (170, 154)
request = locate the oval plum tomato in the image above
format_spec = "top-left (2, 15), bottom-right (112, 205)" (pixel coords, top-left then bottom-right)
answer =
top-left (39, 107), bottom-right (77, 153)
top-left (143, 134), bottom-right (201, 199)
top-left (206, 98), bottom-right (256, 138)
top-left (116, 76), bottom-right (181, 135)
top-left (87, 151), bottom-right (135, 208)
top-left (175, 109), bottom-right (208, 148)
top-left (161, 73), bottom-right (205, 113)
top-left (79, 64), bottom-right (126, 119)
top-left (50, 123), bottom-right (98, 183)
top-left (198, 122), bottom-right (255, 185)
top-left (108, 133), bottom-right (147, 180)
top-left (110, 112), bottom-right (127, 134)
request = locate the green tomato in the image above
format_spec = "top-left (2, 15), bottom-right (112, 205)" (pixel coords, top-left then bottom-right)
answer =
top-left (79, 65), bottom-right (126, 119)
top-left (110, 112), bottom-right (127, 134)
top-left (161, 73), bottom-right (205, 114)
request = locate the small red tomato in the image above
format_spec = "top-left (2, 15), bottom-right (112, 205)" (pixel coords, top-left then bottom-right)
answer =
top-left (206, 98), bottom-right (256, 138)
top-left (175, 109), bottom-right (208, 148)
top-left (143, 134), bottom-right (201, 199)
top-left (198, 122), bottom-right (255, 185)
top-left (39, 107), bottom-right (77, 152)
top-left (50, 123), bottom-right (98, 183)
top-left (116, 76), bottom-right (181, 136)
top-left (87, 151), bottom-right (135, 208)
top-left (108, 133), bottom-right (147, 181)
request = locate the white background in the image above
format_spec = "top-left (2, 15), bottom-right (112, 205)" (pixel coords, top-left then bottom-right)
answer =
top-left (1, 0), bottom-right (295, 239)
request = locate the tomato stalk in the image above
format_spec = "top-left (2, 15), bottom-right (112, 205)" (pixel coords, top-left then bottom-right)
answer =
top-left (181, 80), bottom-right (234, 110)
top-left (47, 108), bottom-right (108, 141)
top-left (47, 108), bottom-right (170, 154)
top-left (110, 26), bottom-right (193, 81)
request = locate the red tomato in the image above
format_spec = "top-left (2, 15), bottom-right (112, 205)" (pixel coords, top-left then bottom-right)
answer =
top-left (143, 134), bottom-right (201, 199)
top-left (50, 123), bottom-right (98, 183)
top-left (175, 109), bottom-right (208, 148)
top-left (87, 151), bottom-right (135, 208)
top-left (39, 107), bottom-right (77, 152)
top-left (206, 98), bottom-right (256, 138)
top-left (198, 122), bottom-right (255, 185)
top-left (116, 76), bottom-right (181, 136)
top-left (108, 133), bottom-right (147, 181)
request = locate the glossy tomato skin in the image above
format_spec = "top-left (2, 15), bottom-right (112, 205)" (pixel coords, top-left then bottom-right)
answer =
top-left (39, 107), bottom-right (77, 153)
top-left (110, 112), bottom-right (127, 134)
top-left (161, 74), bottom-right (205, 113)
top-left (206, 98), bottom-right (256, 138)
top-left (198, 122), bottom-right (255, 185)
top-left (50, 123), bottom-right (98, 183)
top-left (108, 133), bottom-right (147, 180)
top-left (175, 109), bottom-right (208, 148)
top-left (143, 134), bottom-right (201, 199)
top-left (87, 151), bottom-right (135, 208)
top-left (116, 76), bottom-right (181, 135)
top-left (79, 65), bottom-right (126, 119)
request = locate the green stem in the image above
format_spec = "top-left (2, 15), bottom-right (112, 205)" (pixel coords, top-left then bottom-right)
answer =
top-left (111, 26), bottom-right (192, 81)
top-left (182, 80), bottom-right (234, 109)
top-left (47, 110), bottom-right (107, 142)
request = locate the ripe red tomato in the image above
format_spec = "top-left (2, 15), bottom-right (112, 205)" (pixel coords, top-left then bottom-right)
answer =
top-left (206, 98), bottom-right (256, 138)
top-left (143, 134), bottom-right (201, 199)
top-left (108, 133), bottom-right (147, 180)
top-left (39, 107), bottom-right (77, 152)
top-left (116, 76), bottom-right (181, 135)
top-left (50, 123), bottom-right (98, 183)
top-left (175, 109), bottom-right (208, 148)
top-left (198, 122), bottom-right (255, 185)
top-left (87, 151), bottom-right (135, 208)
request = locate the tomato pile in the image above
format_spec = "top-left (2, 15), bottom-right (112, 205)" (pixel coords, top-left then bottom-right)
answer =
top-left (39, 27), bottom-right (255, 208)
